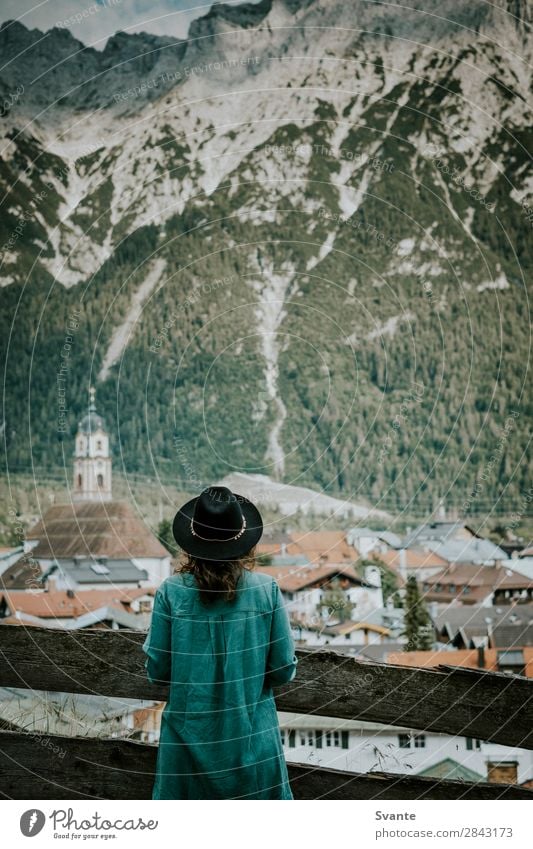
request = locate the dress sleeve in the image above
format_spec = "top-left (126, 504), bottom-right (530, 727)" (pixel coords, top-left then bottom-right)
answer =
top-left (264, 579), bottom-right (298, 688)
top-left (142, 584), bottom-right (172, 685)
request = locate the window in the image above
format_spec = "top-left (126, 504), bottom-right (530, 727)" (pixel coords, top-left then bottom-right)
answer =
top-left (435, 583), bottom-right (442, 592)
top-left (77, 474), bottom-right (82, 489)
top-left (280, 729), bottom-right (286, 746)
top-left (307, 731), bottom-right (314, 746)
top-left (97, 474), bottom-right (104, 487)
top-left (414, 734), bottom-right (426, 748)
top-left (341, 730), bottom-right (349, 749)
top-left (466, 737), bottom-right (481, 751)
top-left (97, 440), bottom-right (102, 450)
top-left (90, 562), bottom-right (110, 575)
top-left (299, 732), bottom-right (306, 746)
top-left (449, 584), bottom-right (456, 593)
top-left (315, 730), bottom-right (323, 749)
top-left (333, 731), bottom-right (340, 747)
top-left (139, 600), bottom-right (152, 613)
top-left (398, 734), bottom-right (411, 748)
top-left (288, 729), bottom-right (296, 748)
top-left (462, 586), bottom-right (471, 595)
top-left (325, 732), bottom-right (332, 747)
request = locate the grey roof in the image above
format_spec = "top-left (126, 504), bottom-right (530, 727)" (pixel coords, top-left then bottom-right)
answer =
top-left (426, 538), bottom-right (508, 564)
top-left (277, 711), bottom-right (413, 733)
top-left (491, 623), bottom-right (533, 648)
top-left (507, 557), bottom-right (533, 579)
top-left (431, 602), bottom-right (533, 646)
top-left (78, 400), bottom-right (106, 435)
top-left (53, 558), bottom-right (148, 585)
top-left (403, 521), bottom-right (473, 548)
top-left (378, 531), bottom-right (402, 549)
top-left (270, 554), bottom-right (310, 567)
top-left (348, 528), bottom-right (402, 548)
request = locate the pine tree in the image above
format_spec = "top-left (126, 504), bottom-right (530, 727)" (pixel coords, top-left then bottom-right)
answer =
top-left (156, 519), bottom-right (177, 556)
top-left (402, 575), bottom-right (434, 651)
top-left (318, 578), bottom-right (355, 623)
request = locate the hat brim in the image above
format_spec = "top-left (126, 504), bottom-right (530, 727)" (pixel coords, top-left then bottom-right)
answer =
top-left (172, 492), bottom-right (263, 561)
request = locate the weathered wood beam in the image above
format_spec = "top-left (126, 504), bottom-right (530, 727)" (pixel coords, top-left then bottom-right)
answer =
top-left (1, 626), bottom-right (531, 749)
top-left (1, 732), bottom-right (531, 800)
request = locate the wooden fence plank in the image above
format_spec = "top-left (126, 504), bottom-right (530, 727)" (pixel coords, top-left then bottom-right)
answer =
top-left (1, 732), bottom-right (531, 800)
top-left (1, 626), bottom-right (531, 749)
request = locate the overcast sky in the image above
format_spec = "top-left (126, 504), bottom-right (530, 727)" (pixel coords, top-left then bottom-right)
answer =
top-left (1, 0), bottom-right (259, 49)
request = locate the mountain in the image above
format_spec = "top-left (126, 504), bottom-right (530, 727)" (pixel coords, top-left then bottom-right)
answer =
top-left (0, 0), bottom-right (531, 515)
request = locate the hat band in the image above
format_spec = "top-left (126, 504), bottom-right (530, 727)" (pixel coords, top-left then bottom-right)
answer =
top-left (190, 516), bottom-right (247, 543)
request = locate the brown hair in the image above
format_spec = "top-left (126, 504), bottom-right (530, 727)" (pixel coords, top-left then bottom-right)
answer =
top-left (176, 548), bottom-right (256, 605)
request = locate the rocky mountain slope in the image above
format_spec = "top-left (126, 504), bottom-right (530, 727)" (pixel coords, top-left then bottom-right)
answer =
top-left (0, 0), bottom-right (531, 514)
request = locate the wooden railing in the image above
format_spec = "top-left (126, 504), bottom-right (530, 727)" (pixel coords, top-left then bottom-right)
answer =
top-left (1, 625), bottom-right (532, 799)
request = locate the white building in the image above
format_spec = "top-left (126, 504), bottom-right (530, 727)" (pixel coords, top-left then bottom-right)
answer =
top-left (73, 386), bottom-right (112, 502)
top-left (260, 563), bottom-right (384, 624)
top-left (278, 712), bottom-right (533, 784)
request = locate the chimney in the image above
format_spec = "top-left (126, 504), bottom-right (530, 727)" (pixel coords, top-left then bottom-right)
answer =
top-left (398, 548), bottom-right (407, 580)
top-left (487, 761), bottom-right (518, 785)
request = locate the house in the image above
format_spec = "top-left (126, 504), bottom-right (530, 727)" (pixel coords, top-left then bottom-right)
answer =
top-left (0, 587), bottom-right (155, 630)
top-left (276, 711), bottom-right (533, 783)
top-left (421, 563), bottom-right (533, 605)
top-left (346, 527), bottom-right (401, 557)
top-left (26, 501), bottom-right (170, 586)
top-left (256, 562), bottom-right (383, 622)
top-left (403, 521), bottom-right (479, 548)
top-left (377, 548), bottom-right (449, 581)
top-left (42, 557), bottom-right (150, 591)
top-left (291, 619), bottom-right (392, 650)
top-left (258, 530), bottom-right (359, 565)
top-left (386, 646), bottom-right (533, 678)
top-left (431, 602), bottom-right (533, 649)
top-left (0, 687), bottom-right (160, 741)
top-left (286, 530), bottom-right (360, 566)
top-left (425, 537), bottom-right (508, 566)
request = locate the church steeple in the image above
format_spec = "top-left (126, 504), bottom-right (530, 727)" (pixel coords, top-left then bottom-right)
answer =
top-left (73, 387), bottom-right (112, 502)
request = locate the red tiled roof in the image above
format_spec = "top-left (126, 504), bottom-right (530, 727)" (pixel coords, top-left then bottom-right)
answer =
top-left (286, 531), bottom-right (359, 565)
top-left (26, 501), bottom-right (168, 559)
top-left (256, 563), bottom-right (363, 592)
top-left (378, 549), bottom-right (449, 570)
top-left (0, 587), bottom-right (154, 619)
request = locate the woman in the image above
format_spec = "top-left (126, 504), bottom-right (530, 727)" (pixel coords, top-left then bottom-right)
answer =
top-left (142, 485), bottom-right (298, 800)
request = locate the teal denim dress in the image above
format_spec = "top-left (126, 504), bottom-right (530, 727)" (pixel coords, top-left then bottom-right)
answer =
top-left (142, 569), bottom-right (298, 799)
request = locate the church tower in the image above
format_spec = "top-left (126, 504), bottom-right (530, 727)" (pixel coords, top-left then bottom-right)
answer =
top-left (73, 387), bottom-right (112, 502)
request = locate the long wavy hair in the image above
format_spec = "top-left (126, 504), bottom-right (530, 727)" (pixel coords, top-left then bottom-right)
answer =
top-left (176, 547), bottom-right (256, 605)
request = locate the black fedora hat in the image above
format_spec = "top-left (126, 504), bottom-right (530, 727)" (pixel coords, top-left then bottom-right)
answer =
top-left (172, 485), bottom-right (263, 561)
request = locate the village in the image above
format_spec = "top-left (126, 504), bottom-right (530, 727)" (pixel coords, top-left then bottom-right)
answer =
top-left (1, 393), bottom-right (532, 790)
